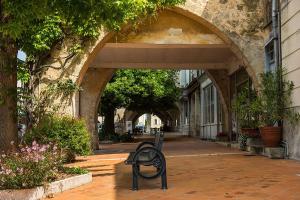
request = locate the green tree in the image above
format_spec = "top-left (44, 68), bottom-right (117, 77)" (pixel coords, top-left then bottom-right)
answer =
top-left (100, 69), bottom-right (180, 136)
top-left (0, 0), bottom-right (184, 151)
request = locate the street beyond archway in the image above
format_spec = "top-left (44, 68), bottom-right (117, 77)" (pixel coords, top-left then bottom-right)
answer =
top-left (50, 135), bottom-right (300, 200)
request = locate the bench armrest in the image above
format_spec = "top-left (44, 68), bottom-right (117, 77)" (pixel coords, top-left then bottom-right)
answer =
top-left (136, 141), bottom-right (155, 151)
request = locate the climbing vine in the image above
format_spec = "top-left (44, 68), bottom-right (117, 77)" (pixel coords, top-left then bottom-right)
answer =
top-left (1, 0), bottom-right (185, 127)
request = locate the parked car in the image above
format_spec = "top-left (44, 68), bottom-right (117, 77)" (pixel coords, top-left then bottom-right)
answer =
top-left (134, 125), bottom-right (144, 135)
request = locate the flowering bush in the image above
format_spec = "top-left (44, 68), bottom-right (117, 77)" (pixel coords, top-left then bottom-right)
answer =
top-left (0, 141), bottom-right (62, 189)
top-left (25, 115), bottom-right (91, 162)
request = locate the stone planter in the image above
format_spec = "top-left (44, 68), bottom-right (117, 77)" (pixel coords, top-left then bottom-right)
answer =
top-left (0, 173), bottom-right (92, 200)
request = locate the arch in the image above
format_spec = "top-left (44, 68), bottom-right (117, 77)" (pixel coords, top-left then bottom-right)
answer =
top-left (75, 6), bottom-right (265, 87)
top-left (43, 2), bottom-right (267, 148)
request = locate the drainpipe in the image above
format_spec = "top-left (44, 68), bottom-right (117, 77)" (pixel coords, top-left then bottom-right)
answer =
top-left (277, 0), bottom-right (282, 68)
top-left (272, 0), bottom-right (280, 70)
top-left (272, 0), bottom-right (284, 127)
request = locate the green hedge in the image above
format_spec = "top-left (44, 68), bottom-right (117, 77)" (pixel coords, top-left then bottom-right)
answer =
top-left (26, 115), bottom-right (91, 160)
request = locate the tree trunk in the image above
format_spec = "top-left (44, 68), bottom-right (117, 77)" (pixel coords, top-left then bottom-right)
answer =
top-left (0, 36), bottom-right (18, 151)
top-left (103, 108), bottom-right (115, 139)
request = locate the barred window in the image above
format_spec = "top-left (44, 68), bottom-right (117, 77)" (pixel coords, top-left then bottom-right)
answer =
top-left (265, 41), bottom-right (275, 72)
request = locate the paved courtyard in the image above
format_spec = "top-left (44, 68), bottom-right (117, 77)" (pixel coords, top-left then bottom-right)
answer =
top-left (50, 135), bottom-right (300, 200)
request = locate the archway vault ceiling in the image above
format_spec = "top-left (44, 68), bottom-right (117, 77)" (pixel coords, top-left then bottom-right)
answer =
top-left (88, 10), bottom-right (239, 70)
top-left (90, 43), bottom-right (237, 69)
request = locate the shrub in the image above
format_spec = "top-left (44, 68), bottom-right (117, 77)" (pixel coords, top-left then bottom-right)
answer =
top-left (98, 131), bottom-right (134, 143)
top-left (258, 69), bottom-right (300, 126)
top-left (232, 87), bottom-right (260, 129)
top-left (98, 129), bottom-right (120, 142)
top-left (0, 141), bottom-right (62, 189)
top-left (25, 115), bottom-right (91, 161)
top-left (119, 133), bottom-right (134, 142)
top-left (62, 166), bottom-right (88, 175)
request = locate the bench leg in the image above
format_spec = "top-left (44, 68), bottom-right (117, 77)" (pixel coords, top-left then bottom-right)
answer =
top-left (132, 165), bottom-right (138, 191)
top-left (137, 165), bottom-right (140, 172)
top-left (161, 170), bottom-right (167, 190)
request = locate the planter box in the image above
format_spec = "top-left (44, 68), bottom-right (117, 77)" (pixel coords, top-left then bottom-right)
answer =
top-left (0, 173), bottom-right (92, 200)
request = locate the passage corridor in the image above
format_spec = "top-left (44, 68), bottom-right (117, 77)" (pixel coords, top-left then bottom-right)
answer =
top-left (50, 136), bottom-right (300, 200)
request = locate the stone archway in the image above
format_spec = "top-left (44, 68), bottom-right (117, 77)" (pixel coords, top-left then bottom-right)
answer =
top-left (41, 1), bottom-right (267, 149)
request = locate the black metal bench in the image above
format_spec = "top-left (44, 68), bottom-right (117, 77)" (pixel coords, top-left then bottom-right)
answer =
top-left (124, 132), bottom-right (167, 190)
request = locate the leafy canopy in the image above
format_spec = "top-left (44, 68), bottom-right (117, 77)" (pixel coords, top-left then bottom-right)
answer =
top-left (2, 0), bottom-right (184, 56)
top-left (100, 69), bottom-right (180, 114)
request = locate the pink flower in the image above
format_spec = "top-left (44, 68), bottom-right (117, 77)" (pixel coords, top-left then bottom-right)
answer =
top-left (32, 141), bottom-right (37, 146)
top-left (5, 169), bottom-right (12, 175)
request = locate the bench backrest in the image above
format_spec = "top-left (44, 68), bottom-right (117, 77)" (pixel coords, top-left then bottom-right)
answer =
top-left (154, 132), bottom-right (164, 151)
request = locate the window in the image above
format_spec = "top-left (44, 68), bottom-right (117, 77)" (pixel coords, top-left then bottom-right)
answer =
top-left (154, 119), bottom-right (158, 125)
top-left (203, 84), bottom-right (215, 124)
top-left (265, 40), bottom-right (275, 72)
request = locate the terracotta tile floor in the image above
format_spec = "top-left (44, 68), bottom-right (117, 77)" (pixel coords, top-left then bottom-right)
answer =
top-left (50, 135), bottom-right (300, 200)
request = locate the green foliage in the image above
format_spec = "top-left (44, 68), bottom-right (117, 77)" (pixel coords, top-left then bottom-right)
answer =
top-left (119, 133), bottom-right (134, 143)
top-left (20, 15), bottom-right (64, 56)
top-left (98, 129), bottom-right (120, 142)
top-left (2, 0), bottom-right (185, 55)
top-left (25, 115), bottom-right (91, 160)
top-left (18, 79), bottom-right (80, 127)
top-left (98, 129), bottom-right (133, 143)
top-left (101, 69), bottom-right (180, 114)
top-left (232, 86), bottom-right (260, 128)
top-left (48, 79), bottom-right (81, 99)
top-left (100, 69), bottom-right (179, 135)
top-left (238, 134), bottom-right (248, 151)
top-left (259, 68), bottom-right (300, 126)
top-left (17, 58), bottom-right (30, 84)
top-left (62, 167), bottom-right (88, 175)
top-left (0, 142), bottom-right (63, 189)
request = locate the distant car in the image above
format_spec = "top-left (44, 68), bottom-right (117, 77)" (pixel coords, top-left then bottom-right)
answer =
top-left (134, 125), bottom-right (144, 135)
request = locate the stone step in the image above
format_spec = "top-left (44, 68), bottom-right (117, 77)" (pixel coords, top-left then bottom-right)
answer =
top-left (263, 147), bottom-right (285, 159)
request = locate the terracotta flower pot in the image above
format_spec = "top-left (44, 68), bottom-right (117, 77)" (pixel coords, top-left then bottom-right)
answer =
top-left (241, 128), bottom-right (259, 138)
top-left (259, 126), bottom-right (282, 147)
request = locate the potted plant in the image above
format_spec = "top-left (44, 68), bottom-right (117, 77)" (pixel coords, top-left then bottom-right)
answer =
top-left (232, 87), bottom-right (261, 151)
top-left (258, 68), bottom-right (300, 147)
top-left (232, 86), bottom-right (260, 138)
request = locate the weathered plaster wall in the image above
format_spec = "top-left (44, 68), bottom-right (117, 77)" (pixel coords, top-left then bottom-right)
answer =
top-left (42, 0), bottom-right (267, 86)
top-left (115, 10), bottom-right (224, 44)
top-left (281, 0), bottom-right (300, 160)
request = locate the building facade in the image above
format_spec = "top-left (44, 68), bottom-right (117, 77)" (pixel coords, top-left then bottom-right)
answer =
top-left (280, 0), bottom-right (300, 160)
top-left (178, 70), bottom-right (223, 140)
top-left (177, 0), bottom-right (300, 160)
